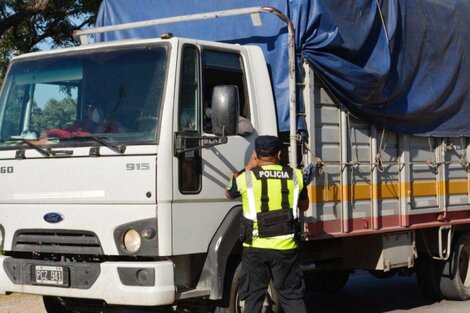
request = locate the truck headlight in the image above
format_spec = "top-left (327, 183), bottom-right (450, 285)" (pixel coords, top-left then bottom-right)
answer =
top-left (123, 229), bottom-right (142, 253)
top-left (114, 218), bottom-right (157, 256)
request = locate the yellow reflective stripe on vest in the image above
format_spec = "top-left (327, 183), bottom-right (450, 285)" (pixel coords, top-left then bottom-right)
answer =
top-left (292, 170), bottom-right (299, 219)
top-left (271, 233), bottom-right (295, 239)
top-left (244, 170), bottom-right (258, 221)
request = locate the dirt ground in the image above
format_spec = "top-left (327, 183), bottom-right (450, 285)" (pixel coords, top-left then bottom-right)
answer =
top-left (0, 294), bottom-right (45, 313)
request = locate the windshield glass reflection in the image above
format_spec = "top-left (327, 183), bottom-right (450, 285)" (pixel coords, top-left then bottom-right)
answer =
top-left (0, 44), bottom-right (168, 148)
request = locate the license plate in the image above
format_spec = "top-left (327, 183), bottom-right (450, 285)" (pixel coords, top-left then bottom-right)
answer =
top-left (33, 265), bottom-right (68, 286)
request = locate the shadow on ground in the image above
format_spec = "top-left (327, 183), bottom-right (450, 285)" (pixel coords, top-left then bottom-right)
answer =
top-left (122, 272), bottom-right (438, 313)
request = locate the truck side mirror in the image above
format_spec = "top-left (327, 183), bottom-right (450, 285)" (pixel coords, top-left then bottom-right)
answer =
top-left (211, 85), bottom-right (239, 136)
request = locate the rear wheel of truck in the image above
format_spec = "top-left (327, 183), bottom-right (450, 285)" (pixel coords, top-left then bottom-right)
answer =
top-left (415, 253), bottom-right (444, 300)
top-left (214, 263), bottom-right (280, 313)
top-left (304, 270), bottom-right (350, 293)
top-left (439, 233), bottom-right (470, 300)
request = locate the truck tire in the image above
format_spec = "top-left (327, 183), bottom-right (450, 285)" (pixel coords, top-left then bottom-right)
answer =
top-left (214, 263), bottom-right (280, 313)
top-left (42, 297), bottom-right (74, 313)
top-left (439, 233), bottom-right (470, 300)
top-left (304, 270), bottom-right (350, 293)
top-left (415, 254), bottom-right (444, 300)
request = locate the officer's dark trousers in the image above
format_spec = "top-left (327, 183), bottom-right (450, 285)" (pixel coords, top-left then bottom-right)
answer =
top-left (239, 247), bottom-right (307, 313)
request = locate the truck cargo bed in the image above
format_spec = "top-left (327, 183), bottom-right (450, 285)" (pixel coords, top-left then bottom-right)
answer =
top-left (304, 67), bottom-right (470, 239)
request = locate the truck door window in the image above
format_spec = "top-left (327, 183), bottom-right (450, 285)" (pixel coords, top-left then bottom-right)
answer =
top-left (178, 45), bottom-right (202, 193)
top-left (202, 50), bottom-right (249, 134)
top-left (179, 46), bottom-right (200, 132)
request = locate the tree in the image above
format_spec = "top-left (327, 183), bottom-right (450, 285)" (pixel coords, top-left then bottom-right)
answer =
top-left (31, 97), bottom-right (77, 132)
top-left (0, 0), bottom-right (101, 82)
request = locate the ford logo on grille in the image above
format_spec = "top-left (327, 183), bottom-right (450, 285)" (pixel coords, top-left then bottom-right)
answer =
top-left (43, 213), bottom-right (63, 224)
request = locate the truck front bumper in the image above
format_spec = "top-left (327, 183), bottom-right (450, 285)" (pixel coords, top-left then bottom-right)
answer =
top-left (0, 256), bottom-right (175, 306)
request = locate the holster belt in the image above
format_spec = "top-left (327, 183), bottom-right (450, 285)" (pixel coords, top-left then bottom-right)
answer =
top-left (240, 209), bottom-right (298, 244)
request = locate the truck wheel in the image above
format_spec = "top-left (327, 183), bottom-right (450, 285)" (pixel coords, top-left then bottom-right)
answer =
top-left (304, 270), bottom-right (350, 293)
top-left (43, 297), bottom-right (74, 313)
top-left (415, 254), bottom-right (444, 300)
top-left (439, 233), bottom-right (470, 300)
top-left (214, 263), bottom-right (280, 313)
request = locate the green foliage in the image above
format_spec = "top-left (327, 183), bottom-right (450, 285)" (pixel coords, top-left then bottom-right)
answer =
top-left (0, 85), bottom-right (77, 138)
top-left (31, 96), bottom-right (76, 132)
top-left (0, 0), bottom-right (101, 83)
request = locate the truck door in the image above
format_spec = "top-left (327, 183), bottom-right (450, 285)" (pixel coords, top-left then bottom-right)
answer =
top-left (172, 45), bottom-right (253, 255)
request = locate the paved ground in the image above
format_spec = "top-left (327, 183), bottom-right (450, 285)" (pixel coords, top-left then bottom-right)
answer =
top-left (2, 271), bottom-right (470, 313)
top-left (0, 294), bottom-right (44, 313)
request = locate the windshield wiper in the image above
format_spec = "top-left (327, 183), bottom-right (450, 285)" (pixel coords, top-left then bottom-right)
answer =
top-left (62, 135), bottom-right (126, 154)
top-left (9, 138), bottom-right (51, 157)
top-left (5, 137), bottom-right (74, 158)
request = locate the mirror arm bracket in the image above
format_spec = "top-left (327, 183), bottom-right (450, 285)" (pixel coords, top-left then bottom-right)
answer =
top-left (174, 130), bottom-right (227, 156)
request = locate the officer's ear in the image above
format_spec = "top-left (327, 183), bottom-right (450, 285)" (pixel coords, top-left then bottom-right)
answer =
top-left (276, 150), bottom-right (281, 161)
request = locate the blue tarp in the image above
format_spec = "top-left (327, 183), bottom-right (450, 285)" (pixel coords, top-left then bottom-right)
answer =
top-left (96, 0), bottom-right (470, 136)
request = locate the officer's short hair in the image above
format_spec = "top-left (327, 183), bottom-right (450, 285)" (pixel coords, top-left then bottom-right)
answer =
top-left (255, 135), bottom-right (283, 157)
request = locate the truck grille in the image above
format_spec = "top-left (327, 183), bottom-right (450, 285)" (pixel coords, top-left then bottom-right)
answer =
top-left (12, 229), bottom-right (103, 255)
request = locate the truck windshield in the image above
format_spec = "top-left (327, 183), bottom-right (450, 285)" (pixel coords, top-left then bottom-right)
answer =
top-left (0, 44), bottom-right (168, 147)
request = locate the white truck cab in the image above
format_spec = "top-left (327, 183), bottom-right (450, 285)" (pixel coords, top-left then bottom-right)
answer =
top-left (0, 35), bottom-right (276, 308)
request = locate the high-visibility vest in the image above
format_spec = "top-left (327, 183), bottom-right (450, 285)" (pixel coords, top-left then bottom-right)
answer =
top-left (236, 164), bottom-right (303, 250)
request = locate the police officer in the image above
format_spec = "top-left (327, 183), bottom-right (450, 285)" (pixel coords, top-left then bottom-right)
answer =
top-left (225, 135), bottom-right (308, 313)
